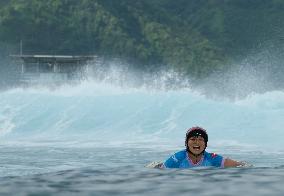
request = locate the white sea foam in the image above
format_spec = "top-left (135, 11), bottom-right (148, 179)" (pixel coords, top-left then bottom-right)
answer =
top-left (0, 106), bottom-right (16, 136)
top-left (0, 118), bottom-right (15, 136)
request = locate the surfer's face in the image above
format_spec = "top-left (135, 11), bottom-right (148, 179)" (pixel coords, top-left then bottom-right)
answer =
top-left (187, 136), bottom-right (206, 155)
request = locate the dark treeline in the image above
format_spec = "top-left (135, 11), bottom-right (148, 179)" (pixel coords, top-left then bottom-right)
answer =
top-left (1, 0), bottom-right (284, 80)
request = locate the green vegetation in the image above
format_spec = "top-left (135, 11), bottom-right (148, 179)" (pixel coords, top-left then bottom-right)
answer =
top-left (1, 0), bottom-right (284, 79)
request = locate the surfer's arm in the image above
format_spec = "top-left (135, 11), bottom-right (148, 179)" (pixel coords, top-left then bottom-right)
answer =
top-left (163, 150), bottom-right (186, 168)
top-left (224, 158), bottom-right (244, 167)
top-left (163, 155), bottom-right (179, 168)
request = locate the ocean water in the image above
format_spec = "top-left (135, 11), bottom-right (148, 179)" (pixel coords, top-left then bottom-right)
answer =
top-left (0, 81), bottom-right (284, 195)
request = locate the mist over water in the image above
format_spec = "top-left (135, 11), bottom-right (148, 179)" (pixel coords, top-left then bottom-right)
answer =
top-left (1, 60), bottom-right (284, 151)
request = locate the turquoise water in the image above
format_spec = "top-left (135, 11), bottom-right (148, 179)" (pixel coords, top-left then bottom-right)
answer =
top-left (0, 81), bottom-right (284, 195)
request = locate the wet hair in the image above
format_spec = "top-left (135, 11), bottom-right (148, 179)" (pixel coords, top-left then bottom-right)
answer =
top-left (185, 127), bottom-right (208, 152)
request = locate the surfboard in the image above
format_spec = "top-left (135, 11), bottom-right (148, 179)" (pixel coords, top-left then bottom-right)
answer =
top-left (145, 161), bottom-right (164, 168)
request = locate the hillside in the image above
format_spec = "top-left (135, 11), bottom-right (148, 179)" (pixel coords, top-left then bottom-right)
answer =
top-left (1, 0), bottom-right (284, 79)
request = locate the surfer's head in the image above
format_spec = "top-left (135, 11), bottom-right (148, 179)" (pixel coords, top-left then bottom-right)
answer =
top-left (185, 126), bottom-right (208, 155)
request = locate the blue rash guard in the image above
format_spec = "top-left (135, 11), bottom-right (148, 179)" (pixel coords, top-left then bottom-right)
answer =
top-left (163, 149), bottom-right (225, 168)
